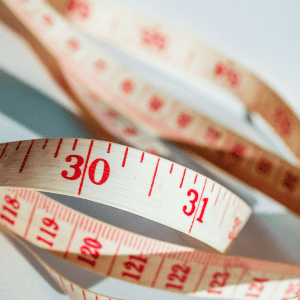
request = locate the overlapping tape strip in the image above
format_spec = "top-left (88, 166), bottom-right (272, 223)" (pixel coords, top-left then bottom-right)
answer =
top-left (1, 0), bottom-right (300, 299)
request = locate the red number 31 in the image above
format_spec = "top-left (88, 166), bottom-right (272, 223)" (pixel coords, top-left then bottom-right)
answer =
top-left (183, 189), bottom-right (208, 223)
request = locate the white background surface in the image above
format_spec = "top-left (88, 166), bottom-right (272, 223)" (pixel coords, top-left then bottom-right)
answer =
top-left (0, 1), bottom-right (300, 299)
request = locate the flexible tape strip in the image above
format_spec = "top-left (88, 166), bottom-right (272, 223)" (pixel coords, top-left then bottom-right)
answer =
top-left (0, 151), bottom-right (300, 300)
top-left (0, 138), bottom-right (250, 252)
top-left (62, 72), bottom-right (172, 158)
top-left (1, 1), bottom-right (300, 298)
top-left (58, 0), bottom-right (300, 162)
top-left (6, 0), bottom-right (300, 217)
top-left (0, 224), bottom-right (116, 300)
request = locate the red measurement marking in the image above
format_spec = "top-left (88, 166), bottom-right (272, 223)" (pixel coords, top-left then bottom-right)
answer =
top-left (189, 178), bottom-right (207, 233)
top-left (93, 222), bottom-right (98, 234)
top-left (61, 207), bottom-right (67, 221)
top-left (219, 195), bottom-right (231, 227)
top-left (107, 143), bottom-right (111, 153)
top-left (106, 227), bottom-right (112, 239)
top-left (43, 139), bottom-right (48, 149)
top-left (19, 140), bottom-right (35, 173)
top-left (78, 140), bottom-right (94, 195)
top-left (170, 163), bottom-right (174, 174)
top-left (79, 216), bottom-right (85, 229)
top-left (59, 276), bottom-right (68, 294)
top-left (72, 138), bottom-right (78, 151)
top-left (106, 233), bottom-right (125, 276)
top-left (0, 143), bottom-right (8, 159)
top-left (57, 206), bottom-right (64, 219)
top-left (16, 141), bottom-right (22, 151)
top-left (194, 174), bottom-right (198, 184)
top-left (148, 158), bottom-right (160, 197)
top-left (23, 198), bottom-right (38, 238)
top-left (193, 262), bottom-right (210, 293)
top-left (211, 183), bottom-right (215, 193)
top-left (53, 203), bottom-right (60, 219)
top-left (180, 168), bottom-right (187, 188)
top-left (70, 283), bottom-right (74, 291)
top-left (122, 147), bottom-right (129, 167)
top-left (54, 138), bottom-right (63, 158)
top-left (110, 229), bottom-right (116, 241)
top-left (214, 187), bottom-right (221, 205)
top-left (151, 255), bottom-right (166, 287)
top-left (222, 190), bottom-right (227, 200)
top-left (140, 152), bottom-right (144, 163)
top-left (88, 220), bottom-right (94, 232)
top-left (82, 289), bottom-right (87, 300)
top-left (64, 214), bottom-right (80, 258)
top-left (101, 225), bottom-right (107, 238)
top-left (95, 224), bottom-right (102, 239)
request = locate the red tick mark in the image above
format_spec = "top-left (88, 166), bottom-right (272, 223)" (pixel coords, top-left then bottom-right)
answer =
top-left (194, 174), bottom-right (198, 184)
top-left (107, 143), bottom-right (111, 153)
top-left (54, 138), bottom-right (63, 158)
top-left (122, 147), bottom-right (128, 167)
top-left (189, 178), bottom-right (207, 233)
top-left (19, 140), bottom-right (34, 173)
top-left (211, 182), bottom-right (215, 193)
top-left (43, 139), bottom-right (48, 149)
top-left (16, 141), bottom-right (22, 151)
top-left (170, 163), bottom-right (174, 174)
top-left (78, 140), bottom-right (94, 195)
top-left (214, 187), bottom-right (221, 205)
top-left (148, 158), bottom-right (160, 197)
top-left (0, 143), bottom-right (8, 159)
top-left (180, 168), bottom-right (186, 188)
top-left (140, 152), bottom-right (144, 163)
top-left (219, 194), bottom-right (232, 227)
top-left (72, 138), bottom-right (78, 151)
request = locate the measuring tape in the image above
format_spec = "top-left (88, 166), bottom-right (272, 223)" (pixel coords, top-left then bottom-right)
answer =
top-left (1, 0), bottom-right (300, 299)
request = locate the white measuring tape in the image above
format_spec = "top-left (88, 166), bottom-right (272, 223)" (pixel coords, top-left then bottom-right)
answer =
top-left (1, 0), bottom-right (300, 299)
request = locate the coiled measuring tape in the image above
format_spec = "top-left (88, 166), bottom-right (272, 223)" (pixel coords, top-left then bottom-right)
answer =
top-left (1, 0), bottom-right (300, 299)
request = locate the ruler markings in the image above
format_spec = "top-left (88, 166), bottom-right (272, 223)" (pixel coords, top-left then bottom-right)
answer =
top-left (194, 174), bottom-right (198, 184)
top-left (59, 276), bottom-right (68, 294)
top-left (106, 232), bottom-right (125, 276)
top-left (211, 182), bottom-right (215, 193)
top-left (0, 143), bottom-right (8, 159)
top-left (19, 140), bottom-right (35, 173)
top-left (122, 147), bottom-right (129, 167)
top-left (214, 187), bottom-right (222, 206)
top-left (82, 289), bottom-right (87, 300)
top-left (148, 157), bottom-right (160, 196)
top-left (72, 138), bottom-right (78, 151)
top-left (16, 141), bottom-right (22, 151)
top-left (78, 140), bottom-right (94, 195)
top-left (189, 178), bottom-right (207, 233)
top-left (23, 198), bottom-right (38, 238)
top-left (54, 138), bottom-right (63, 158)
top-left (42, 139), bottom-right (48, 149)
top-left (180, 168), bottom-right (187, 188)
top-left (193, 261), bottom-right (210, 293)
top-left (64, 214), bottom-right (80, 259)
top-left (219, 194), bottom-right (232, 227)
top-left (151, 255), bottom-right (166, 287)
top-left (83, 217), bottom-right (89, 231)
top-left (107, 142), bottom-right (111, 153)
top-left (105, 227), bottom-right (112, 240)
